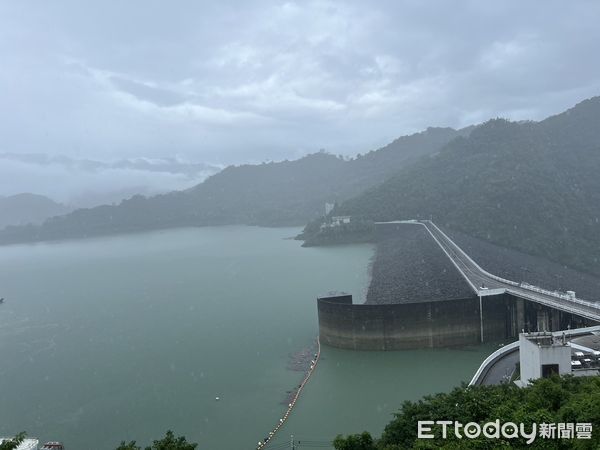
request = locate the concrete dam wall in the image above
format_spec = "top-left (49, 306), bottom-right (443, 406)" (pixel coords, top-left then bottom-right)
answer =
top-left (317, 292), bottom-right (596, 350)
top-left (317, 293), bottom-right (512, 350)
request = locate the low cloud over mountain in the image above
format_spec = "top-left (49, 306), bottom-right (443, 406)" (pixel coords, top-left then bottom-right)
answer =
top-left (0, 153), bottom-right (221, 207)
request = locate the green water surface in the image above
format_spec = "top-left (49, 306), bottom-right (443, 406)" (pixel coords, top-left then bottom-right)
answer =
top-left (0, 226), bottom-right (493, 449)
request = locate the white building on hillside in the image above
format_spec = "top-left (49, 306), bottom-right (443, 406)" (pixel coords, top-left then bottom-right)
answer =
top-left (331, 216), bottom-right (351, 226)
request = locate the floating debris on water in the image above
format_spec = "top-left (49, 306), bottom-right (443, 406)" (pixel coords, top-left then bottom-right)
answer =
top-left (286, 341), bottom-right (319, 372)
top-left (256, 337), bottom-right (321, 449)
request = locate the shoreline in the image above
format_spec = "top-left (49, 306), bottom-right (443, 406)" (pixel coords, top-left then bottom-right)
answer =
top-left (256, 337), bottom-right (322, 449)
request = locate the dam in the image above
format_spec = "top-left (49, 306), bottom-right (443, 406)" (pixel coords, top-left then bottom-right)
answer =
top-left (318, 221), bottom-right (600, 350)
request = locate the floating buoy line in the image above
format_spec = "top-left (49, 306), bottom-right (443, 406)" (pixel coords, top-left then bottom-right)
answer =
top-left (256, 337), bottom-right (321, 449)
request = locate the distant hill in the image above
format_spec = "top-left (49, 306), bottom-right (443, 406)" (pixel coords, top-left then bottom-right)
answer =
top-left (0, 127), bottom-right (465, 244)
top-left (328, 97), bottom-right (600, 275)
top-left (0, 193), bottom-right (71, 230)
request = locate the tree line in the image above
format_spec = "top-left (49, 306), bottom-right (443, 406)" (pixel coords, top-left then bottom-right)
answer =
top-left (333, 375), bottom-right (600, 449)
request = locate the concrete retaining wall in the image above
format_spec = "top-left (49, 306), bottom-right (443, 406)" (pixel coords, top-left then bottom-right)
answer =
top-left (318, 292), bottom-right (598, 351)
top-left (317, 293), bottom-right (512, 350)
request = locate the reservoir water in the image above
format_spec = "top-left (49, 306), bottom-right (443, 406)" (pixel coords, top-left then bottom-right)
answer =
top-left (0, 226), bottom-right (493, 449)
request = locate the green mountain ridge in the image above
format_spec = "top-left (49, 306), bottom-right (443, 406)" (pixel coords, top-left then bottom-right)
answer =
top-left (331, 97), bottom-right (600, 275)
top-left (0, 127), bottom-right (464, 244)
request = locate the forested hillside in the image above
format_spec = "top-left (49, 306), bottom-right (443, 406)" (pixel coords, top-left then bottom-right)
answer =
top-left (0, 127), bottom-right (463, 244)
top-left (330, 97), bottom-right (600, 275)
top-left (333, 375), bottom-right (600, 449)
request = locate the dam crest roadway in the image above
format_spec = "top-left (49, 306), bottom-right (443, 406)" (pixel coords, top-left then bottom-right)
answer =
top-left (377, 220), bottom-right (600, 324)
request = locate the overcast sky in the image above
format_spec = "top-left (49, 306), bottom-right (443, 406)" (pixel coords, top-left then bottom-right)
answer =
top-left (1, 0), bottom-right (600, 167)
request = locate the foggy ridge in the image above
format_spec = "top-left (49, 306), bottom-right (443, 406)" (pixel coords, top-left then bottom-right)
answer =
top-left (0, 127), bottom-right (463, 241)
top-left (0, 193), bottom-right (72, 230)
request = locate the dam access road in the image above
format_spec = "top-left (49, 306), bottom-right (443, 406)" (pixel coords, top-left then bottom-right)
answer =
top-left (388, 220), bottom-right (600, 323)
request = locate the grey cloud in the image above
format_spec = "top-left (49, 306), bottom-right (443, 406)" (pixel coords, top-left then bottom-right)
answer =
top-left (0, 153), bottom-right (220, 206)
top-left (0, 0), bottom-right (599, 171)
top-left (109, 76), bottom-right (186, 107)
